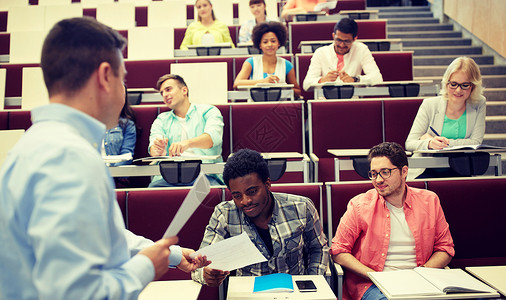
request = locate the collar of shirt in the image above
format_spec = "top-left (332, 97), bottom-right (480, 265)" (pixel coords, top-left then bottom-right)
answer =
top-left (31, 103), bottom-right (106, 152)
top-left (376, 184), bottom-right (413, 210)
top-left (166, 103), bottom-right (196, 121)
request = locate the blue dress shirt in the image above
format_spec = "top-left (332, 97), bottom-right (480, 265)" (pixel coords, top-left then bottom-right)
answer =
top-left (0, 104), bottom-right (155, 299)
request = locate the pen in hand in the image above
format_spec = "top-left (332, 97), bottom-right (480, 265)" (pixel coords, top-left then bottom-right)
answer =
top-left (429, 126), bottom-right (449, 148)
top-left (429, 126), bottom-right (440, 136)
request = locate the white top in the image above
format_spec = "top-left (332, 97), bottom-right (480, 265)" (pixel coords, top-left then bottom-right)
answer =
top-left (252, 55), bottom-right (287, 83)
top-left (176, 115), bottom-right (196, 155)
top-left (383, 202), bottom-right (417, 272)
top-left (302, 42), bottom-right (383, 91)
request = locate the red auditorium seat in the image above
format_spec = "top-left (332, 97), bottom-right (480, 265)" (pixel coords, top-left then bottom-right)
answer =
top-left (270, 182), bottom-right (326, 225)
top-left (125, 60), bottom-right (174, 90)
top-left (426, 178), bottom-right (506, 268)
top-left (383, 98), bottom-right (423, 145)
top-left (115, 190), bottom-right (127, 226)
top-left (372, 51), bottom-right (414, 81)
top-left (1, 63), bottom-right (39, 98)
top-left (0, 111), bottom-right (8, 130)
top-left (230, 101), bottom-right (306, 183)
top-left (8, 110), bottom-right (32, 130)
top-left (329, 0), bottom-right (366, 14)
top-left (127, 187), bottom-right (224, 280)
top-left (0, 33), bottom-right (9, 55)
top-left (308, 100), bottom-right (383, 182)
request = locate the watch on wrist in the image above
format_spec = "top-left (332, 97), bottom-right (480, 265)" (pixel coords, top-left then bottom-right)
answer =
top-left (353, 76), bottom-right (360, 82)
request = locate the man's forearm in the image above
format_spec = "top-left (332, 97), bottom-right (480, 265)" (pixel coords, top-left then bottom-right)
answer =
top-left (333, 252), bottom-right (375, 279)
top-left (423, 251), bottom-right (452, 268)
top-left (187, 133), bottom-right (213, 149)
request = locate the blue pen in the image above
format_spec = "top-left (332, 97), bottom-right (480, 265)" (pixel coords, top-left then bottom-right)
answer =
top-left (429, 126), bottom-right (440, 137)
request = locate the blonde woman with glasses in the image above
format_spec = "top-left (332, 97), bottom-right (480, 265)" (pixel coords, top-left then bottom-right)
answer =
top-left (405, 56), bottom-right (486, 179)
top-left (406, 56), bottom-right (485, 151)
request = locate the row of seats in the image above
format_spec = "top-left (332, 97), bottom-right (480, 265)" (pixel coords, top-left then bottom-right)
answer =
top-left (0, 0), bottom-right (366, 32)
top-left (1, 51), bottom-right (414, 99)
top-left (0, 19), bottom-right (387, 58)
top-left (116, 177), bottom-right (506, 288)
top-left (1, 98), bottom-right (424, 183)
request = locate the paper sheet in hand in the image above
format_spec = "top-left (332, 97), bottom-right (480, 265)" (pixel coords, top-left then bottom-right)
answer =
top-left (313, 1), bottom-right (337, 11)
top-left (162, 173), bottom-right (210, 238)
top-left (190, 232), bottom-right (267, 271)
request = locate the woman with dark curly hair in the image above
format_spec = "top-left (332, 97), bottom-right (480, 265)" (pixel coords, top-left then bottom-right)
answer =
top-left (233, 21), bottom-right (302, 98)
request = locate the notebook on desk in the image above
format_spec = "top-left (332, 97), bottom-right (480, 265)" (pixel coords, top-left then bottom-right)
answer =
top-left (368, 267), bottom-right (497, 299)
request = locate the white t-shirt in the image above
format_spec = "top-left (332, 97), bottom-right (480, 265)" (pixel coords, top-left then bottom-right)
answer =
top-left (176, 116), bottom-right (196, 156)
top-left (383, 201), bottom-right (417, 271)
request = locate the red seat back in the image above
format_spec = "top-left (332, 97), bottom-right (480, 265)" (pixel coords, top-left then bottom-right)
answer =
top-left (383, 98), bottom-right (423, 146)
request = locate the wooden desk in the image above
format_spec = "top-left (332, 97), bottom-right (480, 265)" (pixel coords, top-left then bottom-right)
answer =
top-left (109, 152), bottom-right (311, 183)
top-left (138, 280), bottom-right (202, 300)
top-left (227, 275), bottom-right (335, 300)
top-left (327, 149), bottom-right (502, 182)
top-left (299, 38), bottom-right (402, 53)
top-left (310, 80), bottom-right (438, 99)
top-left (234, 84), bottom-right (295, 102)
top-left (466, 266), bottom-right (506, 297)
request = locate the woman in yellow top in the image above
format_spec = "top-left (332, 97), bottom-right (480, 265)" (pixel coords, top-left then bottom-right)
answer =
top-left (180, 0), bottom-right (235, 50)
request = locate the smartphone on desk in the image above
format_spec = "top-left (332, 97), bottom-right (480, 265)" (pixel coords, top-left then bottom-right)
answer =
top-left (295, 280), bottom-right (317, 292)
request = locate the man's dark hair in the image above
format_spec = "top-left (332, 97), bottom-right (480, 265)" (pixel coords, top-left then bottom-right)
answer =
top-left (333, 18), bottom-right (358, 38)
top-left (156, 74), bottom-right (188, 91)
top-left (223, 149), bottom-right (270, 188)
top-left (368, 142), bottom-right (408, 169)
top-left (41, 17), bottom-right (126, 97)
top-left (156, 74), bottom-right (189, 97)
top-left (252, 21), bottom-right (287, 50)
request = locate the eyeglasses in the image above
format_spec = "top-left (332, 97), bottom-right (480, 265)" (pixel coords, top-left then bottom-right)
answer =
top-left (447, 81), bottom-right (472, 90)
top-left (335, 38), bottom-right (353, 45)
top-left (368, 168), bottom-right (399, 180)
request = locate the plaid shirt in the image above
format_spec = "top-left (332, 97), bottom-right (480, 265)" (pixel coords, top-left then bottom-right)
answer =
top-left (192, 192), bottom-right (329, 284)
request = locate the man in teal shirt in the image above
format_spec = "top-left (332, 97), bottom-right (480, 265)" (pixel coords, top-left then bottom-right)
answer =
top-left (148, 74), bottom-right (224, 187)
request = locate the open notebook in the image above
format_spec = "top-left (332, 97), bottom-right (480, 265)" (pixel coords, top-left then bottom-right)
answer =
top-left (368, 267), bottom-right (496, 298)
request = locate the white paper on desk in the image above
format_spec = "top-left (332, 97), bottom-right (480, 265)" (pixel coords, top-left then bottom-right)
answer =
top-left (102, 153), bottom-right (133, 163)
top-left (190, 232), bottom-right (267, 271)
top-left (162, 173), bottom-right (210, 238)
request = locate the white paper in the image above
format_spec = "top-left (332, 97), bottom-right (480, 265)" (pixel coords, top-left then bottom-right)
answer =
top-left (190, 232), bottom-right (267, 271)
top-left (313, 1), bottom-right (337, 12)
top-left (368, 270), bottom-right (444, 296)
top-left (102, 153), bottom-right (133, 163)
top-left (162, 173), bottom-right (210, 238)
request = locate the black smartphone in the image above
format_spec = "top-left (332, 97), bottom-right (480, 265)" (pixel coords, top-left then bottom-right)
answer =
top-left (295, 280), bottom-right (317, 292)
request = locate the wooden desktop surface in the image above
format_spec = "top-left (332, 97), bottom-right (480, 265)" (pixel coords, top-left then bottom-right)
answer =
top-left (227, 275), bottom-right (335, 300)
top-left (138, 280), bottom-right (202, 300)
top-left (466, 266), bottom-right (506, 296)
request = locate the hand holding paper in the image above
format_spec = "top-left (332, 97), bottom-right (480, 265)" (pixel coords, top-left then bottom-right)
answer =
top-left (190, 232), bottom-right (267, 271)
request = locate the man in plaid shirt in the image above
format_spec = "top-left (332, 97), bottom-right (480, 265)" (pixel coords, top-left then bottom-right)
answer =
top-left (191, 149), bottom-right (329, 286)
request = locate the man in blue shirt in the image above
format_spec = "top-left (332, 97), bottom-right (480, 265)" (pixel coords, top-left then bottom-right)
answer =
top-left (0, 17), bottom-right (208, 299)
top-left (148, 74), bottom-right (224, 187)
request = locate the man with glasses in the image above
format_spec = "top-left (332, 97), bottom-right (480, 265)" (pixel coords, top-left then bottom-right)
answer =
top-left (330, 142), bottom-right (454, 300)
top-left (303, 18), bottom-right (383, 91)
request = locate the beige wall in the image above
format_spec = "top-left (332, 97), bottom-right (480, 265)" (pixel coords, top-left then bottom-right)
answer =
top-left (444, 0), bottom-right (506, 58)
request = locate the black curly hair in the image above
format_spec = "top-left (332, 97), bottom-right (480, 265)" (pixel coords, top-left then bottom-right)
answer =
top-left (252, 21), bottom-right (287, 50)
top-left (223, 149), bottom-right (270, 188)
